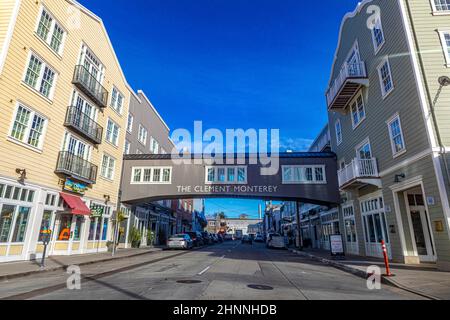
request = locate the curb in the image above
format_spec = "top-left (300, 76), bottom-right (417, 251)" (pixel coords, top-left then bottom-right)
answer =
top-left (0, 248), bottom-right (163, 282)
top-left (289, 248), bottom-right (440, 301)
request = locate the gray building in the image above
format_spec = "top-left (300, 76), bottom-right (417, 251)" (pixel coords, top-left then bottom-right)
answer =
top-left (323, 0), bottom-right (450, 270)
top-left (119, 89), bottom-right (176, 248)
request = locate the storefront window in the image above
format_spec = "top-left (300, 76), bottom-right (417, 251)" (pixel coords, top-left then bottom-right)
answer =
top-left (345, 219), bottom-right (357, 243)
top-left (95, 217), bottom-right (102, 240)
top-left (101, 218), bottom-right (109, 241)
top-left (11, 207), bottom-right (30, 243)
top-left (73, 216), bottom-right (83, 241)
top-left (39, 210), bottom-right (53, 242)
top-left (57, 215), bottom-right (72, 241)
top-left (0, 205), bottom-right (15, 243)
top-left (88, 217), bottom-right (97, 240)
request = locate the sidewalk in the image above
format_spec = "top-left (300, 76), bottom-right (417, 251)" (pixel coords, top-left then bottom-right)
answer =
top-left (289, 247), bottom-right (450, 300)
top-left (0, 247), bottom-right (163, 281)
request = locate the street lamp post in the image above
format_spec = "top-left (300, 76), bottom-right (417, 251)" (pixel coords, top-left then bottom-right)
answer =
top-left (296, 202), bottom-right (304, 250)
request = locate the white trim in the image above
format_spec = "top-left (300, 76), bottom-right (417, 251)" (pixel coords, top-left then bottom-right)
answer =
top-left (350, 91), bottom-right (366, 130)
top-left (205, 166), bottom-right (248, 185)
top-left (430, 0), bottom-right (450, 14)
top-left (377, 56), bottom-right (395, 98)
top-left (370, 15), bottom-right (386, 55)
top-left (0, 0), bottom-right (22, 75)
top-left (335, 119), bottom-right (343, 146)
top-left (386, 113), bottom-right (407, 158)
top-left (281, 165), bottom-right (327, 185)
top-left (355, 137), bottom-right (372, 159)
top-left (131, 166), bottom-right (173, 185)
top-left (437, 30), bottom-right (450, 67)
top-left (34, 4), bottom-right (68, 56)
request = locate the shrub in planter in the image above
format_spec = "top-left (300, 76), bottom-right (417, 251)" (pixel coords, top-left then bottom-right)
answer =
top-left (130, 227), bottom-right (142, 248)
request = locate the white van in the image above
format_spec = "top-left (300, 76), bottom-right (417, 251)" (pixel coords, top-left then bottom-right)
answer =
top-left (266, 233), bottom-right (286, 249)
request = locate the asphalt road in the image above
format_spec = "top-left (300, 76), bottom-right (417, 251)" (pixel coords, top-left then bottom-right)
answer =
top-left (0, 242), bottom-right (425, 300)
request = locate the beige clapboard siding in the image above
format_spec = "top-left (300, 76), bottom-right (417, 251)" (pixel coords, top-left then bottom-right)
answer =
top-left (405, 0), bottom-right (450, 146)
top-left (0, 0), bottom-right (16, 56)
top-left (0, 0), bottom-right (130, 204)
top-left (328, 0), bottom-right (430, 173)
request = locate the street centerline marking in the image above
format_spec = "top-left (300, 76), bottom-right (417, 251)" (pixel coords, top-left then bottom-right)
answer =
top-left (198, 266), bottom-right (211, 275)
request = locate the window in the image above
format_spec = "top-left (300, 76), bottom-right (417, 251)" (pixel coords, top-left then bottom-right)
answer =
top-left (38, 210), bottom-right (53, 242)
top-left (24, 53), bottom-right (57, 99)
top-left (282, 166), bottom-right (326, 184)
top-left (132, 167), bottom-right (172, 184)
top-left (138, 125), bottom-right (147, 145)
top-left (150, 138), bottom-right (159, 154)
top-left (205, 166), bottom-right (247, 184)
top-left (356, 140), bottom-right (372, 159)
top-left (127, 113), bottom-right (133, 133)
top-left (387, 115), bottom-right (406, 156)
top-left (432, 0), bottom-right (450, 12)
top-left (36, 8), bottom-right (66, 54)
top-left (105, 119), bottom-right (120, 146)
top-left (45, 193), bottom-right (57, 206)
top-left (371, 16), bottom-right (385, 52)
top-left (377, 58), bottom-right (394, 97)
top-left (124, 140), bottom-right (131, 155)
top-left (351, 93), bottom-right (365, 128)
top-left (101, 154), bottom-right (116, 180)
top-left (438, 31), bottom-right (450, 65)
top-left (335, 120), bottom-right (342, 145)
top-left (10, 104), bottom-right (47, 149)
top-left (111, 87), bottom-right (124, 114)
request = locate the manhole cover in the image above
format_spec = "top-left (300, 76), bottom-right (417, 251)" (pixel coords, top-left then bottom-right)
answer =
top-left (177, 280), bottom-right (202, 284)
top-left (247, 284), bottom-right (274, 291)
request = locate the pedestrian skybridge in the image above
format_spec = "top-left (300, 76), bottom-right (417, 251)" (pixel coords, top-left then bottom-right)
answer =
top-left (121, 152), bottom-right (340, 206)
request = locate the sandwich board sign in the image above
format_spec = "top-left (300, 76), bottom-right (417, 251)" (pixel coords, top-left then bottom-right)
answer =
top-left (330, 234), bottom-right (345, 259)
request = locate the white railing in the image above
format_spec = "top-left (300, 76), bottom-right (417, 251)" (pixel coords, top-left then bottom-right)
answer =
top-left (338, 158), bottom-right (379, 187)
top-left (326, 61), bottom-right (367, 107)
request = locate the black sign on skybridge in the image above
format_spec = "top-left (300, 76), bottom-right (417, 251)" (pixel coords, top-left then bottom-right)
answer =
top-left (120, 152), bottom-right (340, 206)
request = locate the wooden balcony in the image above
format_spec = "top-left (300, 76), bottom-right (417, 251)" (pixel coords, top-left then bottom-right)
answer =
top-left (326, 61), bottom-right (369, 112)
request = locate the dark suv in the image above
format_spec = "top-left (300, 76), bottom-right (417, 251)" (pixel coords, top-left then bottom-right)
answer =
top-left (201, 231), bottom-right (212, 245)
top-left (186, 232), bottom-right (204, 247)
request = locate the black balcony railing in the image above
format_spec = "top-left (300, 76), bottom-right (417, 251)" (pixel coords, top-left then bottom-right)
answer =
top-left (65, 106), bottom-right (103, 144)
top-left (72, 65), bottom-right (108, 108)
top-left (55, 151), bottom-right (98, 184)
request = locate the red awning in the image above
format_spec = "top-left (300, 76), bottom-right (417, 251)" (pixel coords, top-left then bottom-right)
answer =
top-left (59, 193), bottom-right (91, 216)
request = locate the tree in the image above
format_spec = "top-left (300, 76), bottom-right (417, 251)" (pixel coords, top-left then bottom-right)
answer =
top-left (217, 212), bottom-right (227, 220)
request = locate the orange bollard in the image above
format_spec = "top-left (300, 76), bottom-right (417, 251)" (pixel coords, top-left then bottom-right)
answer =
top-left (381, 240), bottom-right (394, 277)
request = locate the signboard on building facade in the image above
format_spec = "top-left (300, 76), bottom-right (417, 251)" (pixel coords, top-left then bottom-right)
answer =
top-left (91, 205), bottom-right (104, 218)
top-left (330, 234), bottom-right (345, 258)
top-left (64, 179), bottom-right (88, 195)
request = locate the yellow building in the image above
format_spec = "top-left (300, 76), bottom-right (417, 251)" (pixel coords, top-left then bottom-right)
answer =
top-left (0, 0), bottom-right (131, 262)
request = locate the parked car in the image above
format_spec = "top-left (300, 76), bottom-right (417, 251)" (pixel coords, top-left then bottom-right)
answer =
top-left (201, 231), bottom-right (212, 245)
top-left (211, 234), bottom-right (219, 243)
top-left (217, 234), bottom-right (224, 242)
top-left (254, 234), bottom-right (264, 243)
top-left (241, 235), bottom-right (253, 245)
top-left (186, 232), bottom-right (204, 247)
top-left (266, 233), bottom-right (286, 249)
top-left (223, 234), bottom-right (233, 241)
top-left (167, 234), bottom-right (193, 250)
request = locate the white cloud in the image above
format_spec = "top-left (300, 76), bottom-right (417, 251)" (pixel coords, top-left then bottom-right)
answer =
top-left (280, 137), bottom-right (313, 152)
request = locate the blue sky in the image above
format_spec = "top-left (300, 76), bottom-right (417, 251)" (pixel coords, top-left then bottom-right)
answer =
top-left (79, 0), bottom-right (360, 218)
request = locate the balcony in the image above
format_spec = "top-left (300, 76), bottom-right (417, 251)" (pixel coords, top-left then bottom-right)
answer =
top-left (72, 65), bottom-right (108, 108)
top-left (64, 106), bottom-right (103, 145)
top-left (55, 152), bottom-right (98, 185)
top-left (326, 61), bottom-right (369, 112)
top-left (338, 158), bottom-right (381, 190)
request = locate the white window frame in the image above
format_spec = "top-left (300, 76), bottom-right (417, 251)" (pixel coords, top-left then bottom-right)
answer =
top-left (124, 140), bottom-right (131, 155)
top-left (355, 137), bottom-right (372, 160)
top-left (8, 102), bottom-right (48, 151)
top-left (35, 6), bottom-right (67, 55)
top-left (61, 131), bottom-right (92, 161)
top-left (127, 113), bottom-right (134, 133)
top-left (101, 153), bottom-right (116, 181)
top-left (350, 92), bottom-right (366, 130)
top-left (105, 118), bottom-right (120, 147)
top-left (110, 86), bottom-right (124, 115)
top-left (438, 30), bottom-right (450, 67)
top-left (386, 113), bottom-right (407, 158)
top-left (370, 15), bottom-right (385, 54)
top-left (281, 165), bottom-right (327, 185)
top-left (204, 166), bottom-right (248, 185)
top-left (138, 124), bottom-right (148, 146)
top-left (377, 57), bottom-right (394, 98)
top-left (431, 0), bottom-right (450, 14)
top-left (22, 51), bottom-right (58, 100)
top-left (335, 119), bottom-right (342, 146)
top-left (131, 167), bottom-right (173, 185)
top-left (150, 137), bottom-right (159, 154)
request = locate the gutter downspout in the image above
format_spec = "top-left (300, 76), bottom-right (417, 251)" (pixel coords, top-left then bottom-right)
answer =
top-left (404, 0), bottom-right (450, 187)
